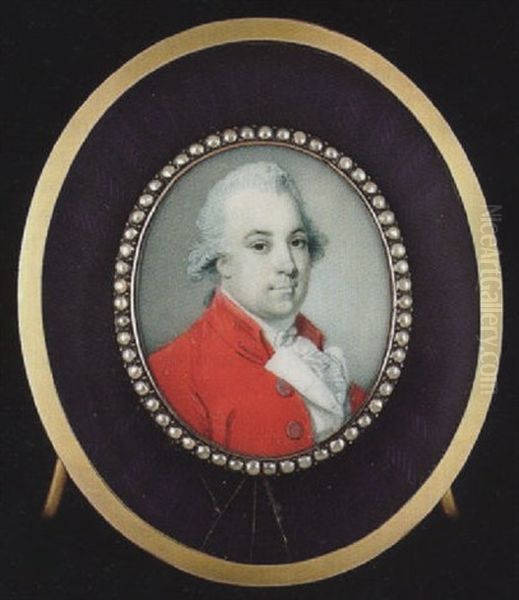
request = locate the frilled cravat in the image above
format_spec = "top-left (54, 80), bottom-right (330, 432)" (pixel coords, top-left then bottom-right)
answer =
top-left (264, 325), bottom-right (351, 442)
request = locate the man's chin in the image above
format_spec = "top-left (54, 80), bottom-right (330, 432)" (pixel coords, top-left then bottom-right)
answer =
top-left (263, 299), bottom-right (301, 320)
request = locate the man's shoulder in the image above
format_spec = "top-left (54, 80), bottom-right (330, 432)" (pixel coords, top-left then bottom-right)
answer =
top-left (148, 305), bottom-right (218, 363)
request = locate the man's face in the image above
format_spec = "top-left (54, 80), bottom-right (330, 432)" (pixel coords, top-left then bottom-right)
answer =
top-left (217, 187), bottom-right (312, 325)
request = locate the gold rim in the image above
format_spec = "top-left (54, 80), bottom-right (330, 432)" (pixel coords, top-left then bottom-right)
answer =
top-left (18, 18), bottom-right (502, 586)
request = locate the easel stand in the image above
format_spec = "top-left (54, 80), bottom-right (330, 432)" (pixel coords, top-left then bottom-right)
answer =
top-left (42, 457), bottom-right (460, 520)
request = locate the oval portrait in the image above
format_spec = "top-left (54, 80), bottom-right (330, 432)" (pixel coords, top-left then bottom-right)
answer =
top-left (21, 18), bottom-right (500, 584)
top-left (116, 127), bottom-right (411, 469)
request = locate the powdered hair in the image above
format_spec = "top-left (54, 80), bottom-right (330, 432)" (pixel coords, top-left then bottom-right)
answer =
top-left (187, 161), bottom-right (327, 281)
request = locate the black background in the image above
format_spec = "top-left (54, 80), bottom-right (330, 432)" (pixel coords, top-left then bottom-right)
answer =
top-left (1, 1), bottom-right (517, 598)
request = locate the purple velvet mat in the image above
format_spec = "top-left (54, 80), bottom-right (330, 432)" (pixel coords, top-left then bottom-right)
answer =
top-left (42, 42), bottom-right (479, 563)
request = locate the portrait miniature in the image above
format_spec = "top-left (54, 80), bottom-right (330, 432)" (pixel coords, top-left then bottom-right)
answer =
top-left (120, 128), bottom-right (406, 470)
top-left (147, 162), bottom-right (366, 457)
top-left (21, 18), bottom-right (495, 581)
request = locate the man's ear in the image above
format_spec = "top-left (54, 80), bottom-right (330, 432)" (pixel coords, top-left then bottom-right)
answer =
top-left (216, 255), bottom-right (232, 279)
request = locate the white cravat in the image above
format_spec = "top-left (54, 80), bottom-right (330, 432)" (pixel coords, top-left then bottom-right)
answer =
top-left (264, 327), bottom-right (351, 442)
top-left (221, 289), bottom-right (351, 441)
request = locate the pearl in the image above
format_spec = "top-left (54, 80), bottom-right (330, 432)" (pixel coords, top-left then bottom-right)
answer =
top-left (222, 129), bottom-right (238, 143)
top-left (369, 399), bottom-right (384, 414)
top-left (391, 243), bottom-right (406, 258)
top-left (123, 228), bottom-right (138, 241)
top-left (128, 365), bottom-right (142, 379)
top-left (189, 143), bottom-right (204, 156)
top-left (139, 193), bottom-right (155, 207)
top-left (134, 381), bottom-right (149, 396)
top-left (391, 348), bottom-right (406, 362)
top-left (205, 135), bottom-right (221, 148)
top-left (117, 331), bottom-right (131, 345)
top-left (386, 226), bottom-right (401, 240)
top-left (119, 244), bottom-right (133, 258)
top-left (127, 365), bottom-right (142, 379)
top-left (329, 438), bottom-right (345, 453)
top-left (394, 260), bottom-right (409, 275)
top-left (358, 414), bottom-right (372, 428)
top-left (351, 168), bottom-right (366, 182)
top-left (344, 426), bottom-right (359, 441)
top-left (145, 398), bottom-right (159, 412)
top-left (115, 315), bottom-right (130, 328)
top-left (114, 279), bottom-right (128, 294)
top-left (161, 165), bottom-right (176, 178)
top-left (297, 455), bottom-right (312, 469)
top-left (155, 413), bottom-right (170, 427)
top-left (280, 460), bottom-right (295, 474)
top-left (114, 296), bottom-right (128, 311)
top-left (363, 181), bottom-right (378, 194)
top-left (398, 295), bottom-right (413, 309)
top-left (148, 179), bottom-right (162, 191)
top-left (115, 260), bottom-right (130, 275)
top-left (121, 348), bottom-right (136, 362)
top-left (379, 382), bottom-right (394, 396)
top-left (276, 128), bottom-right (290, 141)
top-left (398, 312), bottom-right (413, 328)
top-left (167, 426), bottom-right (183, 439)
top-left (181, 437), bottom-right (195, 450)
top-left (173, 154), bottom-right (189, 167)
top-left (378, 210), bottom-right (395, 225)
top-left (386, 365), bottom-right (401, 379)
top-left (395, 330), bottom-right (410, 346)
top-left (372, 195), bottom-right (386, 209)
top-left (258, 126), bottom-right (273, 140)
top-left (130, 210), bottom-right (145, 225)
top-left (246, 460), bottom-right (261, 475)
top-left (229, 458), bottom-right (244, 471)
top-left (196, 445), bottom-right (211, 459)
top-left (262, 462), bottom-right (277, 475)
top-left (293, 131), bottom-right (307, 145)
top-left (309, 138), bottom-right (323, 152)
top-left (338, 156), bottom-right (353, 170)
top-left (324, 146), bottom-right (339, 160)
top-left (397, 278), bottom-right (412, 292)
top-left (314, 448), bottom-right (329, 461)
top-left (211, 453), bottom-right (227, 466)
top-left (239, 127), bottom-right (255, 140)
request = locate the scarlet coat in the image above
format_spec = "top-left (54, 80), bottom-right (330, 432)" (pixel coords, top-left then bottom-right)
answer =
top-left (148, 291), bottom-right (365, 457)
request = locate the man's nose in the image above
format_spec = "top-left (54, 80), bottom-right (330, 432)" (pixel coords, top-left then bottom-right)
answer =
top-left (273, 243), bottom-right (297, 275)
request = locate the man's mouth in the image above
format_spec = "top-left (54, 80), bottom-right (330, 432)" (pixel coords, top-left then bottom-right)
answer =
top-left (270, 282), bottom-right (298, 291)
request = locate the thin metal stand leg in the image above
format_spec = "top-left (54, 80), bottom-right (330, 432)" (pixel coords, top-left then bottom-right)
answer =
top-left (41, 456), bottom-right (459, 525)
top-left (42, 458), bottom-right (68, 519)
top-left (440, 487), bottom-right (460, 519)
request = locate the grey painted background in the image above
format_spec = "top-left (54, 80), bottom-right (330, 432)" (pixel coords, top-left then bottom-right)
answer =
top-left (136, 145), bottom-right (392, 389)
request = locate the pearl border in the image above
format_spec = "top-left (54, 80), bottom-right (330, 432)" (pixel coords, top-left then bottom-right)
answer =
top-left (113, 125), bottom-right (413, 475)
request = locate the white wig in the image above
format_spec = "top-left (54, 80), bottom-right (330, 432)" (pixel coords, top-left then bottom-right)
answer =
top-left (187, 161), bottom-right (327, 281)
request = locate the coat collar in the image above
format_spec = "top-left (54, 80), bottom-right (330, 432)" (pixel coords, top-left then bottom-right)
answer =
top-left (205, 290), bottom-right (325, 364)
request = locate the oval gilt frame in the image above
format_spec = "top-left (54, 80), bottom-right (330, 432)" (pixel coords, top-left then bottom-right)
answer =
top-left (18, 19), bottom-right (501, 585)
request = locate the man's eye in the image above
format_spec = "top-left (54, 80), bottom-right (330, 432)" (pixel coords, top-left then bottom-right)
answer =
top-left (291, 237), bottom-right (308, 248)
top-left (251, 241), bottom-right (268, 252)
